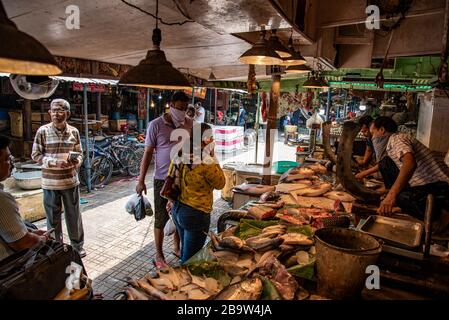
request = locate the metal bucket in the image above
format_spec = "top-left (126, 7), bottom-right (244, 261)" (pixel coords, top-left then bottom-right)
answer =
top-left (314, 228), bottom-right (382, 299)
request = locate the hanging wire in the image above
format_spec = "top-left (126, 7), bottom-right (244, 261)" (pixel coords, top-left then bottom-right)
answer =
top-left (121, 0), bottom-right (195, 26)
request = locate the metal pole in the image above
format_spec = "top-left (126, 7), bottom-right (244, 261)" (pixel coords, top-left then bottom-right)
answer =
top-left (96, 92), bottom-right (102, 126)
top-left (326, 89), bottom-right (332, 121)
top-left (208, 89), bottom-right (212, 123)
top-left (146, 88), bottom-right (150, 129)
top-left (263, 75), bottom-right (281, 186)
top-left (254, 92), bottom-right (261, 163)
top-left (83, 84), bottom-right (92, 193)
top-left (214, 89), bottom-right (218, 125)
top-left (191, 86), bottom-right (195, 106)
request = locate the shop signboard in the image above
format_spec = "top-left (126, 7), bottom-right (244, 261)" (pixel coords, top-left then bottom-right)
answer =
top-left (72, 83), bottom-right (106, 92)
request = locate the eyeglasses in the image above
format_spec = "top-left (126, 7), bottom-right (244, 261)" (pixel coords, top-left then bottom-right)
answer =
top-left (50, 109), bottom-right (67, 114)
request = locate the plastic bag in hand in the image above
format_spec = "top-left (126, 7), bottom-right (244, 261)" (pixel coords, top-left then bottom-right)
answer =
top-left (125, 194), bottom-right (153, 221)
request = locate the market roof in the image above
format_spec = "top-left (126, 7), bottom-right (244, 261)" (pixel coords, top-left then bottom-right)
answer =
top-left (0, 73), bottom-right (119, 85)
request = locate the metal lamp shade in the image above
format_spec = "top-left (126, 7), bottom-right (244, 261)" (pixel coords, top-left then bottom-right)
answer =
top-left (0, 2), bottom-right (61, 75)
top-left (208, 71), bottom-right (217, 81)
top-left (303, 76), bottom-right (323, 89)
top-left (280, 49), bottom-right (307, 66)
top-left (239, 37), bottom-right (283, 65)
top-left (268, 34), bottom-right (291, 58)
top-left (285, 64), bottom-right (311, 74)
top-left (303, 75), bottom-right (329, 89)
top-left (119, 49), bottom-right (191, 89)
top-left (319, 76), bottom-right (330, 88)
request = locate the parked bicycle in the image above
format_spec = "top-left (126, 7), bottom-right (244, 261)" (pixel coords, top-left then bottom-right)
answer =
top-left (79, 134), bottom-right (140, 189)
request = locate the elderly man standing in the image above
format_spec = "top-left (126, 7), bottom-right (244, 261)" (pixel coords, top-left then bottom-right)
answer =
top-left (31, 99), bottom-right (85, 258)
top-left (136, 91), bottom-right (193, 268)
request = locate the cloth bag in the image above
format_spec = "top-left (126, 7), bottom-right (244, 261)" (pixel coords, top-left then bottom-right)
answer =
top-left (160, 163), bottom-right (181, 202)
top-left (0, 240), bottom-right (85, 300)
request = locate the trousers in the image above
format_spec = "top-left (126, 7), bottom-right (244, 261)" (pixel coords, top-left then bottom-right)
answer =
top-left (43, 186), bottom-right (84, 251)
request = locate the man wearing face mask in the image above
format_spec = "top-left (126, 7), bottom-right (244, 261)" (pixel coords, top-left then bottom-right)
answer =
top-left (369, 117), bottom-right (449, 231)
top-left (136, 91), bottom-right (193, 268)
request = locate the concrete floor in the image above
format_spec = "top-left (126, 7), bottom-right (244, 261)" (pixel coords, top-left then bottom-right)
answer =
top-left (34, 139), bottom-right (297, 299)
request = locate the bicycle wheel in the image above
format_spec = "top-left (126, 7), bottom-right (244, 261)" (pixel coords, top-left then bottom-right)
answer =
top-left (123, 152), bottom-right (140, 177)
top-left (90, 156), bottom-right (113, 187)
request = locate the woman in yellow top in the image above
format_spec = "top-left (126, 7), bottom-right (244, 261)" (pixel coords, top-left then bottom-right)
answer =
top-left (171, 123), bottom-right (225, 263)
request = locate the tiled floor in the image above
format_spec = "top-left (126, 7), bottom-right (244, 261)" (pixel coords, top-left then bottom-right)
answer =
top-left (33, 139), bottom-right (296, 299)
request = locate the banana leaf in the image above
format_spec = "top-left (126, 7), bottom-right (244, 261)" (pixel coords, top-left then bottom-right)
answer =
top-left (260, 276), bottom-right (282, 300)
top-left (286, 225), bottom-right (314, 237)
top-left (287, 259), bottom-right (316, 281)
top-left (185, 261), bottom-right (232, 287)
top-left (236, 219), bottom-right (279, 240)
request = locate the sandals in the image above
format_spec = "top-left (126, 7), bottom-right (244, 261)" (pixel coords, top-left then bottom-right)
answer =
top-left (153, 259), bottom-right (169, 270)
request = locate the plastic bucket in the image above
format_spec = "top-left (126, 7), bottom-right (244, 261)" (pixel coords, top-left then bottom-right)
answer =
top-left (314, 228), bottom-right (382, 299)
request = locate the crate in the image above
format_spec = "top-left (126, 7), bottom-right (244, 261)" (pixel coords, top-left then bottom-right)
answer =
top-left (9, 111), bottom-right (23, 138)
top-left (109, 119), bottom-right (127, 132)
top-left (31, 112), bottom-right (51, 122)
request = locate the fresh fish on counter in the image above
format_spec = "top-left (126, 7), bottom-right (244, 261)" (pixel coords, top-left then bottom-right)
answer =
top-left (275, 183), bottom-right (311, 193)
top-left (124, 287), bottom-right (151, 300)
top-left (213, 250), bottom-right (239, 263)
top-left (252, 200), bottom-right (285, 209)
top-left (306, 163), bottom-right (327, 174)
top-left (261, 225), bottom-right (288, 234)
top-left (279, 233), bottom-right (313, 246)
top-left (220, 236), bottom-right (246, 250)
top-left (234, 184), bottom-right (276, 195)
top-left (247, 205), bottom-right (277, 220)
top-left (295, 183), bottom-right (332, 197)
top-left (135, 279), bottom-right (167, 300)
top-left (260, 191), bottom-right (281, 202)
top-left (324, 191), bottom-right (356, 202)
top-left (246, 236), bottom-right (284, 252)
top-left (251, 253), bottom-right (299, 300)
top-left (214, 277), bottom-right (263, 300)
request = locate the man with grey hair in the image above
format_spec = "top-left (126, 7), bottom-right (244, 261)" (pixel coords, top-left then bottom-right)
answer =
top-left (31, 99), bottom-right (86, 257)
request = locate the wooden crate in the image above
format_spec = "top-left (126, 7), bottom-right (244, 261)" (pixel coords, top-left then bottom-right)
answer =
top-left (31, 112), bottom-right (51, 122)
top-left (109, 119), bottom-right (127, 132)
top-left (9, 111), bottom-right (23, 138)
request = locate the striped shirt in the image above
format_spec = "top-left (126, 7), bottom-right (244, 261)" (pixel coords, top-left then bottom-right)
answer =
top-left (31, 123), bottom-right (83, 190)
top-left (386, 133), bottom-right (449, 187)
top-left (0, 184), bottom-right (27, 261)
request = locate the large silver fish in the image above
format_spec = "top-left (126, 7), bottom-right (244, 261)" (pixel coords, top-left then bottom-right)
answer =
top-left (213, 277), bottom-right (263, 300)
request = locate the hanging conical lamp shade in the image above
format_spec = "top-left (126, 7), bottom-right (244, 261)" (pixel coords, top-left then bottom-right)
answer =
top-left (318, 76), bottom-right (330, 88)
top-left (285, 64), bottom-right (311, 74)
top-left (267, 30), bottom-right (291, 59)
top-left (0, 1), bottom-right (61, 75)
top-left (208, 71), bottom-right (217, 81)
top-left (280, 37), bottom-right (307, 66)
top-left (303, 72), bottom-right (322, 89)
top-left (239, 30), bottom-right (283, 66)
top-left (119, 28), bottom-right (191, 89)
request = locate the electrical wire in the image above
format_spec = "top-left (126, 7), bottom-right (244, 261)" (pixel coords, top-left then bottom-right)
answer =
top-left (121, 0), bottom-right (195, 26)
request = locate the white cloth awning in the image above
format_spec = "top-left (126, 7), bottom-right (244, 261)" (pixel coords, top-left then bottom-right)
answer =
top-left (0, 73), bottom-right (118, 85)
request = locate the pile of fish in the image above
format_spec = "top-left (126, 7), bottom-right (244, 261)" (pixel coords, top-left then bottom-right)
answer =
top-left (123, 267), bottom-right (223, 300)
top-left (277, 207), bottom-right (333, 227)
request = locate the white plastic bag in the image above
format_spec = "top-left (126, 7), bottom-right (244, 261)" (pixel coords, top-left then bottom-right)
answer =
top-left (164, 217), bottom-right (177, 236)
top-left (306, 111), bottom-right (324, 129)
top-left (125, 194), bottom-right (153, 221)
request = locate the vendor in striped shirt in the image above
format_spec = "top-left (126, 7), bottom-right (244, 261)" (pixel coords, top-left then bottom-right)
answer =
top-left (370, 117), bottom-right (449, 232)
top-left (31, 99), bottom-right (86, 258)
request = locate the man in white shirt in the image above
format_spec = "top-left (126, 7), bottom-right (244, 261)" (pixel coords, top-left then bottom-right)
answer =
top-left (370, 117), bottom-right (449, 232)
top-left (194, 102), bottom-right (205, 123)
